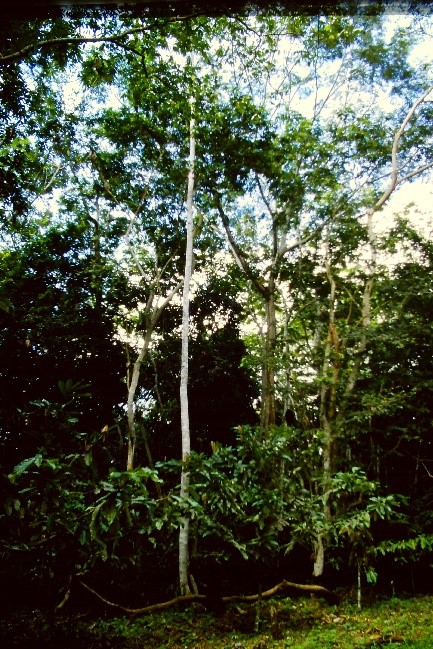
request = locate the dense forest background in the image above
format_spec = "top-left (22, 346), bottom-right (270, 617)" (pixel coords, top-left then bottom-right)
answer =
top-left (1, 2), bottom-right (433, 615)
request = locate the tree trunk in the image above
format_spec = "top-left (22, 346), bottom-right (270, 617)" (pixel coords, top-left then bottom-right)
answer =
top-left (125, 278), bottom-right (183, 471)
top-left (260, 286), bottom-right (277, 431)
top-left (126, 326), bottom-right (153, 471)
top-left (179, 92), bottom-right (196, 596)
top-left (315, 235), bottom-right (339, 577)
top-left (214, 194), bottom-right (280, 434)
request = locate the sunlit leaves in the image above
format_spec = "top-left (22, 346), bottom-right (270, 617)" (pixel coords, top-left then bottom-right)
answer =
top-left (81, 49), bottom-right (117, 87)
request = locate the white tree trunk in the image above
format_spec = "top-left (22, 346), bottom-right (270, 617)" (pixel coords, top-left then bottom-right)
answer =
top-left (125, 280), bottom-right (183, 471)
top-left (313, 536), bottom-right (325, 578)
top-left (126, 328), bottom-right (153, 471)
top-left (179, 92), bottom-right (196, 596)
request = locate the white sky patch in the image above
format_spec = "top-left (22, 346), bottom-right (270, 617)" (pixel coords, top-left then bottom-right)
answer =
top-left (62, 76), bottom-right (84, 111)
top-left (106, 86), bottom-right (124, 109)
top-left (158, 41), bottom-right (188, 68)
top-left (376, 178), bottom-right (433, 237)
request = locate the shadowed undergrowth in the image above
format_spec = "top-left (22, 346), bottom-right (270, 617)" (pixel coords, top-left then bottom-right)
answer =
top-left (1, 594), bottom-right (433, 648)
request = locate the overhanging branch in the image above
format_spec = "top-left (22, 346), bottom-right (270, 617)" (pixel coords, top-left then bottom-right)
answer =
top-left (0, 15), bottom-right (200, 66)
top-left (373, 83), bottom-right (433, 213)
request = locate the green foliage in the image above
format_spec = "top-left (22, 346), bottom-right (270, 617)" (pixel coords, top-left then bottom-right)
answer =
top-left (1, 8), bottom-right (433, 605)
top-left (58, 379), bottom-right (92, 400)
top-left (185, 431), bottom-right (293, 559)
top-left (375, 534), bottom-right (433, 563)
top-left (81, 50), bottom-right (117, 87)
top-left (2, 422), bottom-right (401, 587)
top-left (3, 449), bottom-right (171, 574)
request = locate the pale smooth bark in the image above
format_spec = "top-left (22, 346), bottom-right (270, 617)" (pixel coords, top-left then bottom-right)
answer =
top-left (178, 94), bottom-right (196, 596)
top-left (126, 280), bottom-right (182, 471)
top-left (89, 149), bottom-right (184, 471)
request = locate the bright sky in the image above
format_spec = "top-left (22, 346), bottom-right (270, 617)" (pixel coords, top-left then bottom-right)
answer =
top-left (378, 179), bottom-right (433, 238)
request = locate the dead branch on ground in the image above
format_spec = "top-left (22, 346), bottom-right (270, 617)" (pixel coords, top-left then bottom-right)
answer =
top-left (77, 578), bottom-right (338, 618)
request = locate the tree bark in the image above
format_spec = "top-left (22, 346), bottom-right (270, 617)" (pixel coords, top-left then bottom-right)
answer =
top-left (214, 192), bottom-right (285, 434)
top-left (260, 284), bottom-right (277, 430)
top-left (126, 326), bottom-right (153, 471)
top-left (125, 277), bottom-right (183, 470)
top-left (178, 91), bottom-right (196, 596)
top-left (315, 233), bottom-right (338, 577)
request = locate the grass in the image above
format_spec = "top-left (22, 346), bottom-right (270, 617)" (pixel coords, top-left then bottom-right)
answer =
top-left (1, 594), bottom-right (433, 647)
top-left (86, 594), bottom-right (433, 648)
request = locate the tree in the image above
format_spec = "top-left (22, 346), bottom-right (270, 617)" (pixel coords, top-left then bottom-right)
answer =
top-left (0, 213), bottom-right (128, 470)
top-left (196, 14), bottom-right (418, 432)
top-left (197, 15), bottom-right (433, 575)
top-left (311, 84), bottom-right (433, 577)
top-left (178, 68), bottom-right (196, 596)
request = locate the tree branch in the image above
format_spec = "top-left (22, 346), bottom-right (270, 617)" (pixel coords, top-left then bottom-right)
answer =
top-left (213, 191), bottom-right (268, 298)
top-left (374, 83), bottom-right (433, 213)
top-left (0, 16), bottom-right (200, 66)
top-left (398, 160), bottom-right (433, 185)
top-left (77, 578), bottom-right (338, 617)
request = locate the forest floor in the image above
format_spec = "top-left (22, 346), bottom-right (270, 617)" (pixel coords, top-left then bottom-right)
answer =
top-left (1, 593), bottom-right (433, 648)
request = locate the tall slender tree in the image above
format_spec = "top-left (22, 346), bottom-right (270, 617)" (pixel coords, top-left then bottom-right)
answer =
top-left (179, 72), bottom-right (196, 595)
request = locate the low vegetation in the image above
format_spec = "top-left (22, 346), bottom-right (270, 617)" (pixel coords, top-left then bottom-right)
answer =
top-left (2, 595), bottom-right (433, 648)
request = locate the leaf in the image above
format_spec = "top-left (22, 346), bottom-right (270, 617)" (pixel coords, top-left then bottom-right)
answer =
top-left (104, 505), bottom-right (118, 528)
top-left (365, 566), bottom-right (378, 584)
top-left (0, 297), bottom-right (13, 313)
top-left (12, 454), bottom-right (43, 476)
top-left (58, 379), bottom-right (91, 398)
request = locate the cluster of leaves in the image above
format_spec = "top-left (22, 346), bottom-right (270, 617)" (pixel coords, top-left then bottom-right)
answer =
top-left (1, 421), bottom-right (401, 604)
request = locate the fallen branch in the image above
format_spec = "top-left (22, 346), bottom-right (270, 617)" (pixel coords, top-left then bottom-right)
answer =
top-left (224, 580), bottom-right (339, 605)
top-left (78, 578), bottom-right (338, 618)
top-left (78, 579), bottom-right (206, 615)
